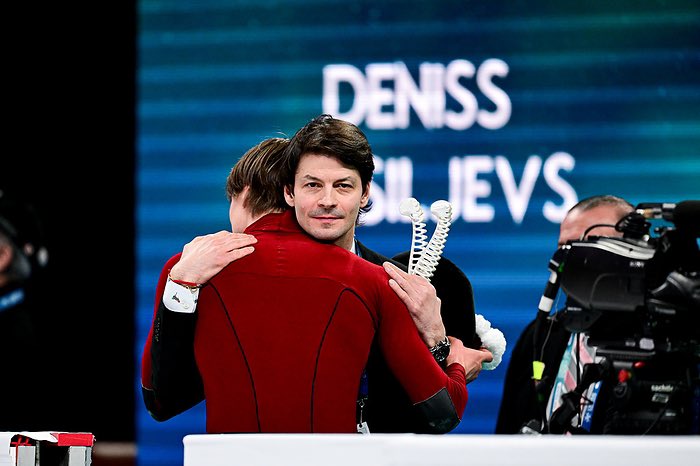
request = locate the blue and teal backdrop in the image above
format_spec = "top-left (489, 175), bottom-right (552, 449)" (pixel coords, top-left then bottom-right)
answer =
top-left (137, 1), bottom-right (700, 464)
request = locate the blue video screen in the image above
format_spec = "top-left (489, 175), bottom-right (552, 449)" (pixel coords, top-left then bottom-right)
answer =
top-left (137, 1), bottom-right (700, 464)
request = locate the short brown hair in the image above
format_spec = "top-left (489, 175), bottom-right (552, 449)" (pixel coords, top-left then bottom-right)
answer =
top-left (225, 137), bottom-right (290, 217)
top-left (283, 114), bottom-right (375, 220)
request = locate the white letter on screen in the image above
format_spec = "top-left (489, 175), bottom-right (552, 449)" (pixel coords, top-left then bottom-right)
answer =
top-left (365, 63), bottom-right (397, 130)
top-left (462, 156), bottom-right (495, 222)
top-left (445, 59), bottom-right (478, 130)
top-left (477, 58), bottom-right (511, 130)
top-left (495, 155), bottom-right (542, 224)
top-left (543, 152), bottom-right (577, 223)
top-left (323, 64), bottom-right (367, 125)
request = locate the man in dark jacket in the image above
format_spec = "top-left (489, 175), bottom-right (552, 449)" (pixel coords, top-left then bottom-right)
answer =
top-left (495, 195), bottom-right (634, 434)
top-left (143, 137), bottom-right (490, 433)
top-left (143, 115), bottom-right (491, 433)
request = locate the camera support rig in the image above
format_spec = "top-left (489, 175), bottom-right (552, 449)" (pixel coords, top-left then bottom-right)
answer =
top-left (535, 200), bottom-right (700, 435)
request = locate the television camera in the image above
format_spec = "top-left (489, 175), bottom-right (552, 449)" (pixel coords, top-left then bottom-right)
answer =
top-left (534, 200), bottom-right (699, 435)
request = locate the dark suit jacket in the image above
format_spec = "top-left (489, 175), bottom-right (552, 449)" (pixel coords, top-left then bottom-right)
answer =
top-left (356, 240), bottom-right (477, 433)
top-left (494, 316), bottom-right (570, 434)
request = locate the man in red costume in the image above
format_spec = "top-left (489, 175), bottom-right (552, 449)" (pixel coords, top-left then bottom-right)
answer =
top-left (142, 137), bottom-right (491, 433)
top-left (279, 114), bottom-right (488, 432)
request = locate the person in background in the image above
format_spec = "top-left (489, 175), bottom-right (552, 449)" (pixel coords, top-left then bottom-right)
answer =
top-left (495, 194), bottom-right (634, 434)
top-left (142, 137), bottom-right (491, 433)
top-left (0, 190), bottom-right (49, 431)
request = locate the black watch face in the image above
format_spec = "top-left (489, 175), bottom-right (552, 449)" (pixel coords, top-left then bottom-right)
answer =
top-left (435, 346), bottom-right (449, 361)
top-left (433, 339), bottom-right (450, 361)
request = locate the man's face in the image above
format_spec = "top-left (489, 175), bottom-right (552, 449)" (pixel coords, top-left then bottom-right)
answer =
top-left (284, 153), bottom-right (369, 251)
top-left (558, 205), bottom-right (625, 247)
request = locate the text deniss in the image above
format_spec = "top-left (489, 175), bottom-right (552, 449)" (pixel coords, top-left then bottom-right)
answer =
top-left (323, 59), bottom-right (511, 131)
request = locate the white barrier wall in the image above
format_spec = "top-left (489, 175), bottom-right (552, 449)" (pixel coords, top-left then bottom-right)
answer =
top-left (183, 434), bottom-right (700, 466)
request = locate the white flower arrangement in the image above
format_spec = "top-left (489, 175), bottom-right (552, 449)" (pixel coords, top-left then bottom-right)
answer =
top-left (475, 314), bottom-right (506, 370)
top-left (399, 197), bottom-right (506, 370)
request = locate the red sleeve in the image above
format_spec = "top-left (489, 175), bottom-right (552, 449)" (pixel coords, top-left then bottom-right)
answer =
top-left (375, 277), bottom-right (468, 421)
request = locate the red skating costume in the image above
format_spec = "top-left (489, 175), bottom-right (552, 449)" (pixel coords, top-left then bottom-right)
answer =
top-left (142, 210), bottom-right (467, 433)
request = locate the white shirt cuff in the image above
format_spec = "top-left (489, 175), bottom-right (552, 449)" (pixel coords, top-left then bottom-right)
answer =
top-left (163, 278), bottom-right (199, 313)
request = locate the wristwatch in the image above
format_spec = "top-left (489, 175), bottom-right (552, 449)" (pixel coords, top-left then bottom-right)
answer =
top-left (429, 336), bottom-right (451, 365)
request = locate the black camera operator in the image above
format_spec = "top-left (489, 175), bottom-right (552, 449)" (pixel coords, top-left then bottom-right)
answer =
top-left (536, 199), bottom-right (700, 435)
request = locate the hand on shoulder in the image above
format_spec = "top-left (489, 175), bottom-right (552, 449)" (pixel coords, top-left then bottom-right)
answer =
top-left (170, 231), bottom-right (257, 284)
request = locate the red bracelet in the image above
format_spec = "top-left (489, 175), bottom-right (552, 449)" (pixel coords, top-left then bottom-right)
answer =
top-left (168, 273), bottom-right (202, 289)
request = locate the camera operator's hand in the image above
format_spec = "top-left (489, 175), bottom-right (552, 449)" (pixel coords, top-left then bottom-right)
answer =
top-left (170, 231), bottom-right (257, 285)
top-left (446, 336), bottom-right (493, 384)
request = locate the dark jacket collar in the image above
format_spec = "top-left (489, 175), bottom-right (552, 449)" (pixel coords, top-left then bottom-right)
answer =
top-left (355, 240), bottom-right (406, 271)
